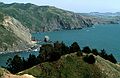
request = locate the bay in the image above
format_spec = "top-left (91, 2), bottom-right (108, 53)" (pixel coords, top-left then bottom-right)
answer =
top-left (33, 24), bottom-right (120, 62)
top-left (1, 24), bottom-right (120, 67)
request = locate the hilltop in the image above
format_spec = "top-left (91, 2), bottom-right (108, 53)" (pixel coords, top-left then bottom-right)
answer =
top-left (19, 52), bottom-right (120, 78)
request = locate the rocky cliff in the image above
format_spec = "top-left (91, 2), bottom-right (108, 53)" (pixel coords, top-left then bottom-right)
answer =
top-left (0, 13), bottom-right (32, 52)
top-left (0, 2), bottom-right (119, 32)
top-left (0, 3), bottom-right (93, 32)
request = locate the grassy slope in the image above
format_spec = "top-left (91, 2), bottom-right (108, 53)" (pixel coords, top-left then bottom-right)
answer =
top-left (0, 11), bottom-right (32, 51)
top-left (0, 13), bottom-right (20, 51)
top-left (96, 56), bottom-right (120, 78)
top-left (0, 3), bottom-right (92, 32)
top-left (20, 53), bottom-right (108, 78)
top-left (0, 67), bottom-right (9, 77)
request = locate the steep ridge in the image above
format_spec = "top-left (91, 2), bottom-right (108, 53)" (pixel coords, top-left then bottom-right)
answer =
top-left (0, 2), bottom-right (119, 32)
top-left (0, 2), bottom-right (93, 32)
top-left (19, 53), bottom-right (120, 78)
top-left (0, 13), bottom-right (32, 52)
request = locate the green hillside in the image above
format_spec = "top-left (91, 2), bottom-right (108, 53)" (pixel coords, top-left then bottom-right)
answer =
top-left (0, 2), bottom-right (93, 32)
top-left (19, 52), bottom-right (120, 78)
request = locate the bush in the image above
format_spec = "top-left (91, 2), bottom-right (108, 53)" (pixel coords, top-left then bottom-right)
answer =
top-left (83, 54), bottom-right (96, 64)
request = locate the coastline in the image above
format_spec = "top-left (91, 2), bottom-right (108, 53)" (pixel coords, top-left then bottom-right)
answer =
top-left (0, 45), bottom-right (41, 55)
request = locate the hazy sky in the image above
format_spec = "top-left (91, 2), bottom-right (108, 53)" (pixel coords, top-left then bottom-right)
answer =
top-left (0, 0), bottom-right (120, 13)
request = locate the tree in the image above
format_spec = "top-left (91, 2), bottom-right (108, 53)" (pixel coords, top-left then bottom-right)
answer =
top-left (108, 54), bottom-right (117, 63)
top-left (40, 44), bottom-right (54, 61)
top-left (6, 55), bottom-right (23, 73)
top-left (70, 42), bottom-right (81, 53)
top-left (99, 49), bottom-right (108, 59)
top-left (87, 54), bottom-right (96, 64)
top-left (61, 41), bottom-right (69, 55)
top-left (83, 54), bottom-right (96, 64)
top-left (99, 49), bottom-right (117, 63)
top-left (54, 41), bottom-right (69, 55)
top-left (91, 49), bottom-right (99, 55)
top-left (27, 54), bottom-right (37, 67)
top-left (82, 46), bottom-right (91, 54)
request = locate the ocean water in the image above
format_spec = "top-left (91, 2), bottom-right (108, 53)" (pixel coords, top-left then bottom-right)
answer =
top-left (1, 24), bottom-right (120, 67)
top-left (33, 24), bottom-right (120, 62)
top-left (0, 51), bottom-right (39, 67)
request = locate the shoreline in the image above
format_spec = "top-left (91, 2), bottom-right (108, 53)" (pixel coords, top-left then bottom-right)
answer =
top-left (0, 45), bottom-right (41, 55)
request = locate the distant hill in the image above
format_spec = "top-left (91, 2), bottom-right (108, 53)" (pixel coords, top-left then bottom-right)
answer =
top-left (19, 53), bottom-right (120, 78)
top-left (80, 12), bottom-right (120, 24)
top-left (0, 12), bottom-right (32, 52)
top-left (0, 2), bottom-right (93, 32)
top-left (0, 2), bottom-right (120, 32)
top-left (85, 12), bottom-right (120, 17)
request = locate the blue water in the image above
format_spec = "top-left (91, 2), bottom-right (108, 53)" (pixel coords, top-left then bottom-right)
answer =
top-left (32, 24), bottom-right (120, 62)
top-left (0, 51), bottom-right (39, 67)
top-left (1, 24), bottom-right (120, 67)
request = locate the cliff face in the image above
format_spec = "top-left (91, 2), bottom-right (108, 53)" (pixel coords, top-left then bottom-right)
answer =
top-left (2, 16), bottom-right (32, 45)
top-left (0, 13), bottom-right (32, 52)
top-left (0, 3), bottom-right (120, 32)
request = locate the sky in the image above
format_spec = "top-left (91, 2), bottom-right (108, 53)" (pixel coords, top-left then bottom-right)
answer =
top-left (0, 0), bottom-right (120, 13)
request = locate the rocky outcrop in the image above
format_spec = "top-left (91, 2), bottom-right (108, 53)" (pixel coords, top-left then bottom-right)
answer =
top-left (0, 14), bottom-right (32, 52)
top-left (2, 16), bottom-right (32, 45)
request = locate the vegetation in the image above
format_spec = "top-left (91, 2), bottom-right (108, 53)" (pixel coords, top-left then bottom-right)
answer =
top-left (0, 67), bottom-right (9, 77)
top-left (0, 3), bottom-right (93, 32)
top-left (20, 53), bottom-right (105, 78)
top-left (6, 41), bottom-right (117, 74)
top-left (83, 54), bottom-right (96, 64)
top-left (0, 24), bottom-right (19, 51)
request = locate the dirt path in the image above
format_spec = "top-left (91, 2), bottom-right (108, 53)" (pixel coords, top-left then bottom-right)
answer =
top-left (1, 73), bottom-right (35, 78)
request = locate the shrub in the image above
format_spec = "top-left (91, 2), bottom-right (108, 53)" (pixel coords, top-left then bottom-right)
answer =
top-left (83, 54), bottom-right (96, 64)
